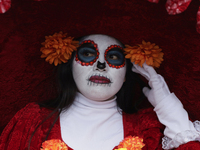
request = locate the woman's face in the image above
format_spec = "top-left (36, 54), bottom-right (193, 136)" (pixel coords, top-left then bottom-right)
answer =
top-left (72, 34), bottom-right (126, 101)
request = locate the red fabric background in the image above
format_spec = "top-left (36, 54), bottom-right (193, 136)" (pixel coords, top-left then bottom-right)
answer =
top-left (0, 0), bottom-right (200, 133)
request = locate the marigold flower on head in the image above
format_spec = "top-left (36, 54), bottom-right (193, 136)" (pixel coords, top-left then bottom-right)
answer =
top-left (124, 40), bottom-right (164, 68)
top-left (117, 136), bottom-right (145, 150)
top-left (40, 139), bottom-right (68, 150)
top-left (40, 31), bottom-right (79, 66)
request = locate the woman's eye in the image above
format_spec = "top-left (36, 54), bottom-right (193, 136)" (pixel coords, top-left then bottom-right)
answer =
top-left (83, 52), bottom-right (95, 57)
top-left (108, 55), bottom-right (118, 60)
top-left (77, 47), bottom-right (97, 63)
top-left (106, 49), bottom-right (125, 66)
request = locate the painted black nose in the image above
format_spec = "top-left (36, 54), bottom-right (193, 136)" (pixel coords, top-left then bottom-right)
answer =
top-left (97, 61), bottom-right (106, 69)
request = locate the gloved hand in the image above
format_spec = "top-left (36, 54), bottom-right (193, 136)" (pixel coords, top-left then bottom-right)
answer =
top-left (132, 62), bottom-right (198, 145)
top-left (132, 63), bottom-right (170, 107)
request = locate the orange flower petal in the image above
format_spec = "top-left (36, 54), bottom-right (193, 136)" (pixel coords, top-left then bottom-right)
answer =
top-left (131, 54), bottom-right (137, 60)
top-left (58, 59), bottom-right (62, 64)
top-left (54, 58), bottom-right (59, 66)
top-left (152, 53), bottom-right (159, 57)
top-left (144, 50), bottom-right (151, 55)
top-left (139, 58), bottom-right (145, 67)
top-left (142, 40), bottom-right (146, 45)
top-left (59, 57), bottom-right (68, 63)
top-left (125, 41), bottom-right (163, 68)
top-left (118, 136), bottom-right (145, 150)
top-left (45, 55), bottom-right (53, 61)
top-left (130, 49), bottom-right (138, 54)
top-left (41, 49), bottom-right (54, 55)
top-left (41, 54), bottom-right (47, 58)
top-left (49, 57), bottom-right (55, 64)
top-left (125, 54), bottom-right (132, 59)
top-left (63, 53), bottom-right (70, 59)
top-left (154, 61), bottom-right (160, 68)
top-left (41, 139), bottom-right (68, 150)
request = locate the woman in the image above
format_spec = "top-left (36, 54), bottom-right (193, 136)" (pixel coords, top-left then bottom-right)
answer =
top-left (0, 34), bottom-right (200, 150)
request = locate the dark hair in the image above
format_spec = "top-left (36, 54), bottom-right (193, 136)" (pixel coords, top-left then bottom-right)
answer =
top-left (28, 35), bottom-right (147, 149)
top-left (39, 52), bottom-right (77, 110)
top-left (116, 59), bottom-right (146, 113)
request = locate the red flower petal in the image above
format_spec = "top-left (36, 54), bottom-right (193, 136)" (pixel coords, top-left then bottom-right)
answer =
top-left (165, 0), bottom-right (192, 15)
top-left (148, 0), bottom-right (159, 3)
top-left (0, 0), bottom-right (11, 14)
top-left (197, 6), bottom-right (200, 34)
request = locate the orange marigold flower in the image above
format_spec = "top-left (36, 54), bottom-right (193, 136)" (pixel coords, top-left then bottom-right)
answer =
top-left (40, 139), bottom-right (68, 150)
top-left (118, 136), bottom-right (145, 150)
top-left (124, 40), bottom-right (164, 68)
top-left (40, 31), bottom-right (79, 66)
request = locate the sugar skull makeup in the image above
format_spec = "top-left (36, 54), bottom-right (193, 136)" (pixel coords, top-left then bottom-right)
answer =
top-left (72, 34), bottom-right (126, 101)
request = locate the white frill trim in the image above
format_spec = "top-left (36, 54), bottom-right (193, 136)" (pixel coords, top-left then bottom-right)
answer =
top-left (162, 120), bottom-right (200, 150)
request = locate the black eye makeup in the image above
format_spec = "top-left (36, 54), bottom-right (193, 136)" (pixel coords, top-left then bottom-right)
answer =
top-left (78, 46), bottom-right (96, 62)
top-left (75, 40), bottom-right (99, 66)
top-left (105, 45), bottom-right (125, 69)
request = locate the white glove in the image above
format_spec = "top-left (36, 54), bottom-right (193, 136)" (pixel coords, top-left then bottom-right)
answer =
top-left (132, 63), bottom-right (170, 107)
top-left (132, 63), bottom-right (199, 148)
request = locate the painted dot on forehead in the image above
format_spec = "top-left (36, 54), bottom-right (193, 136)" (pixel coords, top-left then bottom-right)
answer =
top-left (105, 45), bottom-right (125, 69)
top-left (75, 40), bottom-right (99, 66)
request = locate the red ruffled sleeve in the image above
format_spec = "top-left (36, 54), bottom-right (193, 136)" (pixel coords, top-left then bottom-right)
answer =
top-left (0, 103), bottom-right (62, 150)
top-left (176, 141), bottom-right (200, 150)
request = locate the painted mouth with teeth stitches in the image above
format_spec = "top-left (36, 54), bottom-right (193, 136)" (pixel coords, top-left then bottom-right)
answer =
top-left (88, 75), bottom-right (111, 84)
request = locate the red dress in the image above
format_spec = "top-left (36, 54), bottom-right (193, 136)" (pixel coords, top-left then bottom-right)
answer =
top-left (0, 103), bottom-right (199, 150)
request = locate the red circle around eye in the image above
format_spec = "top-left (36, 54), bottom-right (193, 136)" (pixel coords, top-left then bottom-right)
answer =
top-left (75, 40), bottom-right (99, 66)
top-left (105, 45), bottom-right (125, 69)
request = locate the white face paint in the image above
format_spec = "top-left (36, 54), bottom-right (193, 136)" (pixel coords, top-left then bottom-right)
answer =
top-left (72, 34), bottom-right (126, 101)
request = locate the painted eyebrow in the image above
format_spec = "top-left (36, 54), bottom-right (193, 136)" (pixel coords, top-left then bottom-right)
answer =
top-left (106, 47), bottom-right (124, 54)
top-left (78, 43), bottom-right (96, 50)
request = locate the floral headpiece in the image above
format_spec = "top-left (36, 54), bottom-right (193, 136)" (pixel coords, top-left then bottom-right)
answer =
top-left (40, 32), bottom-right (79, 66)
top-left (124, 40), bottom-right (164, 68)
top-left (41, 32), bottom-right (164, 68)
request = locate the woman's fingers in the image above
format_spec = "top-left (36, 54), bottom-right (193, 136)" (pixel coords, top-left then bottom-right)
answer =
top-left (143, 87), bottom-right (150, 97)
top-left (143, 63), bottom-right (157, 78)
